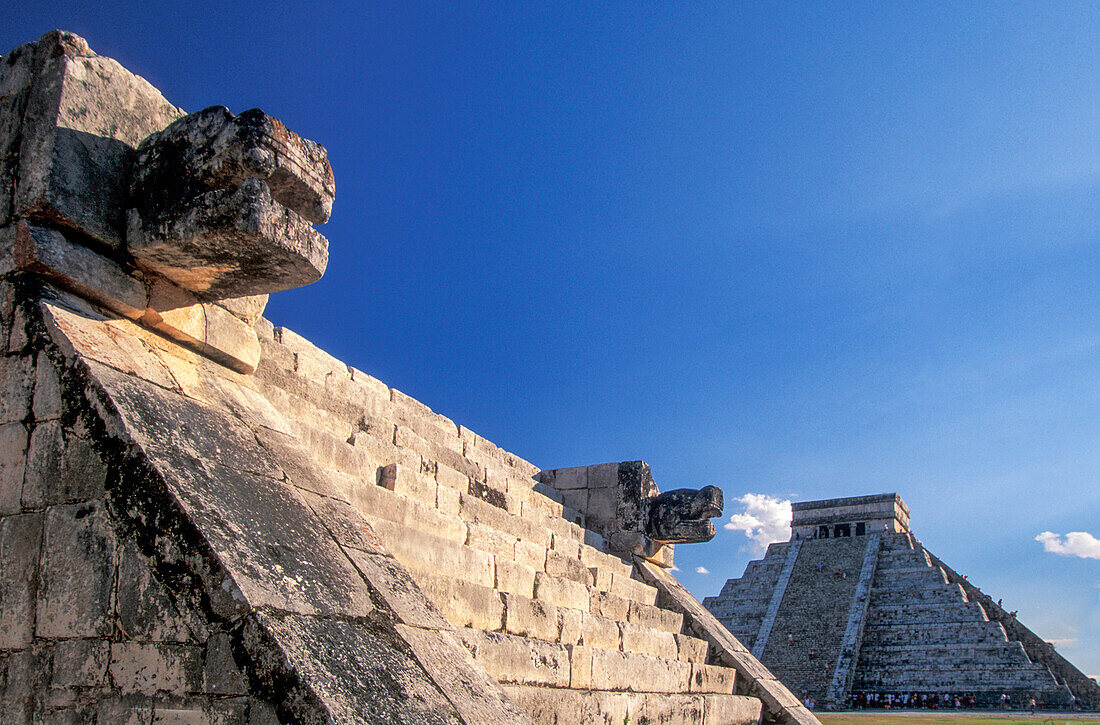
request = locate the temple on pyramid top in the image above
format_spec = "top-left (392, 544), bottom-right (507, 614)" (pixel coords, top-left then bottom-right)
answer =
top-left (790, 493), bottom-right (910, 540)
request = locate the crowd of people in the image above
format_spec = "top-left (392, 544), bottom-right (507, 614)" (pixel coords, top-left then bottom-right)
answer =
top-left (845, 692), bottom-right (981, 710)
top-left (838, 692), bottom-right (1081, 711)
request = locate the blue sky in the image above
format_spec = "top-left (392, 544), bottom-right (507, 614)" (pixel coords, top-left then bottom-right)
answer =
top-left (8, 2), bottom-right (1099, 678)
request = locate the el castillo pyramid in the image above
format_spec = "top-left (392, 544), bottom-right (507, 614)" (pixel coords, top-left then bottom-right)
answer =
top-left (703, 493), bottom-right (1100, 710)
top-left (0, 30), bottom-right (818, 724)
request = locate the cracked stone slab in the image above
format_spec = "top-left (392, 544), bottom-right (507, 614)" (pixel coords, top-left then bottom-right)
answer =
top-left (68, 349), bottom-right (375, 621)
top-left (244, 610), bottom-right (464, 725)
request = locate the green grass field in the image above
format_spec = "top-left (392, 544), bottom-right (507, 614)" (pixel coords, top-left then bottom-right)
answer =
top-left (817, 713), bottom-right (1100, 725)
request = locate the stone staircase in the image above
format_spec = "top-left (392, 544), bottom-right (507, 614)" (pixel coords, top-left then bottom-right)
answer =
top-left (852, 533), bottom-right (1071, 706)
top-left (754, 538), bottom-right (868, 704)
top-left (252, 324), bottom-right (767, 724)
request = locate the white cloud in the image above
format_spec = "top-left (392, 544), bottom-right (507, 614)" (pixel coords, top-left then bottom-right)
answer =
top-left (695, 566), bottom-right (709, 575)
top-left (724, 493), bottom-right (792, 555)
top-left (1035, 531), bottom-right (1100, 560)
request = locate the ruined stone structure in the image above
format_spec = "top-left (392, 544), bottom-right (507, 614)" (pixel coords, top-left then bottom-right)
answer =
top-left (704, 493), bottom-right (1100, 710)
top-left (0, 31), bottom-right (820, 724)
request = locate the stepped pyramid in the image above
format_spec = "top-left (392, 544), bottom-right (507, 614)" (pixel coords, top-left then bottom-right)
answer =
top-left (704, 493), bottom-right (1100, 710)
top-left (0, 31), bottom-right (817, 724)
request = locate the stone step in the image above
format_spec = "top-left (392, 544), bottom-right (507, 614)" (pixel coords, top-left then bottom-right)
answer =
top-left (502, 685), bottom-right (763, 725)
top-left (329, 439), bottom-right (645, 601)
top-left (857, 642), bottom-right (1032, 668)
top-left (260, 352), bottom-right (550, 522)
top-left (870, 567), bottom-right (948, 586)
top-left (870, 584), bottom-right (966, 606)
top-left (403, 564), bottom-right (714, 670)
top-left (854, 666), bottom-right (1061, 689)
top-left (857, 640), bottom-right (1029, 659)
top-left (866, 600), bottom-right (988, 624)
top-left (861, 621), bottom-right (1008, 647)
top-left (457, 629), bottom-right (738, 695)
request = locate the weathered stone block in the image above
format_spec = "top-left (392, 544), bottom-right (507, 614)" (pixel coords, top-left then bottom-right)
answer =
top-left (590, 589), bottom-right (631, 622)
top-left (702, 694), bottom-right (764, 725)
top-left (436, 482), bottom-right (460, 516)
top-left (213, 293), bottom-right (267, 325)
top-left (579, 612), bottom-right (620, 651)
top-left (379, 462), bottom-right (438, 507)
top-left (610, 570), bottom-right (657, 606)
top-left (629, 600), bottom-right (683, 634)
top-left (0, 421), bottom-right (28, 515)
top-left (549, 531), bottom-right (581, 559)
top-left (621, 621), bottom-right (678, 660)
top-left (115, 541), bottom-right (198, 643)
top-left (0, 512), bottom-right (42, 648)
top-left (455, 629), bottom-right (570, 687)
top-left (141, 278), bottom-right (261, 374)
top-left (690, 663), bottom-right (737, 694)
top-left (513, 539), bottom-right (547, 572)
top-left (495, 557), bottom-right (536, 597)
top-left (108, 642), bottom-right (204, 695)
top-left (639, 692), bottom-right (705, 723)
top-left (201, 633), bottom-right (248, 696)
top-left (676, 633), bottom-right (709, 664)
top-left (50, 639), bottom-right (110, 688)
top-left (14, 31), bottom-right (183, 248)
top-left (545, 549), bottom-right (592, 586)
top-left (589, 564), bottom-right (614, 591)
top-left (150, 707), bottom-right (209, 725)
top-left (557, 606), bottom-right (582, 646)
top-left (12, 223), bottom-right (147, 319)
top-left (501, 686), bottom-right (639, 725)
top-left (95, 697), bottom-right (155, 725)
top-left (412, 569), bottom-right (504, 631)
top-left (0, 648), bottom-right (37, 724)
top-left (468, 522), bottom-right (518, 560)
top-left (502, 592), bottom-right (558, 642)
top-left (588, 649), bottom-right (691, 693)
top-left (35, 501), bottom-right (116, 638)
top-left (22, 418), bottom-right (107, 508)
top-left (0, 354), bottom-right (34, 424)
top-left (568, 645), bottom-right (592, 690)
top-left (32, 353), bottom-right (62, 421)
top-left (534, 572), bottom-right (590, 612)
top-left (20, 420), bottom-right (62, 509)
